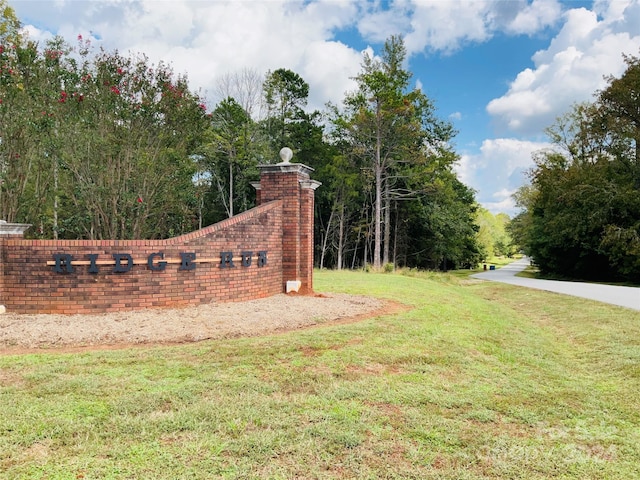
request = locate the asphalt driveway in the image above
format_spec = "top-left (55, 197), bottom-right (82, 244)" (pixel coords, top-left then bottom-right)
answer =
top-left (471, 257), bottom-right (640, 311)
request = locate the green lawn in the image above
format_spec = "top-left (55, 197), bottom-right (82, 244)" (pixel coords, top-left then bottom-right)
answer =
top-left (1, 269), bottom-right (639, 479)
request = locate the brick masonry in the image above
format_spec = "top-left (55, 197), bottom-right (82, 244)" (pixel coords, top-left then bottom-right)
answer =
top-left (0, 161), bottom-right (319, 314)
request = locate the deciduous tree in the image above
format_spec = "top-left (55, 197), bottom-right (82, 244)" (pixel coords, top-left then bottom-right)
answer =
top-left (331, 35), bottom-right (463, 270)
top-left (513, 54), bottom-right (640, 280)
top-left (1, 32), bottom-right (209, 239)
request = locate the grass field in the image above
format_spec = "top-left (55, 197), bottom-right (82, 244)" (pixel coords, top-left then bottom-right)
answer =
top-left (1, 269), bottom-right (639, 479)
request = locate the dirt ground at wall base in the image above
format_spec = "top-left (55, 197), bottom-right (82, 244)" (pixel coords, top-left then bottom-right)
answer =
top-left (0, 293), bottom-right (404, 355)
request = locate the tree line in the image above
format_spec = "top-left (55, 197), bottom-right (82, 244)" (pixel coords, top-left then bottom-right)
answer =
top-left (1, 1), bottom-right (485, 270)
top-left (509, 54), bottom-right (640, 282)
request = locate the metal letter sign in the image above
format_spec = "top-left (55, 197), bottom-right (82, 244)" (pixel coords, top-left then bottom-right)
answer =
top-left (87, 254), bottom-right (99, 273)
top-left (113, 253), bottom-right (133, 273)
top-left (179, 252), bottom-right (196, 271)
top-left (53, 254), bottom-right (74, 273)
top-left (220, 252), bottom-right (234, 268)
top-left (148, 252), bottom-right (167, 271)
top-left (241, 251), bottom-right (252, 267)
top-left (50, 250), bottom-right (268, 273)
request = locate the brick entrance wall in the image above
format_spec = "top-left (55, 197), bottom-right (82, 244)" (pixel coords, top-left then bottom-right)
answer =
top-left (0, 159), bottom-right (319, 314)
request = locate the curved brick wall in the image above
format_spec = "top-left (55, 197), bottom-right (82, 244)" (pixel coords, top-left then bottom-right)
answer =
top-left (0, 162), bottom-right (319, 314)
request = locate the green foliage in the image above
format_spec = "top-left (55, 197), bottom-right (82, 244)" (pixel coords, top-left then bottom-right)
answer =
top-left (401, 172), bottom-right (483, 269)
top-left (0, 11), bottom-right (482, 270)
top-left (0, 34), bottom-right (209, 239)
top-left (262, 68), bottom-right (309, 151)
top-left (0, 0), bottom-right (20, 46)
top-left (512, 54), bottom-right (640, 281)
top-left (476, 208), bottom-right (515, 260)
top-left (326, 35), bottom-right (479, 271)
top-left (201, 96), bottom-right (258, 221)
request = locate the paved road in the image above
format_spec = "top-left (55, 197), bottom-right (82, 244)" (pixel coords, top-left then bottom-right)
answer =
top-left (471, 257), bottom-right (640, 311)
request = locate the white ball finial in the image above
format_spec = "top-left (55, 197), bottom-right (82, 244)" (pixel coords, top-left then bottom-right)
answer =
top-left (279, 147), bottom-right (293, 163)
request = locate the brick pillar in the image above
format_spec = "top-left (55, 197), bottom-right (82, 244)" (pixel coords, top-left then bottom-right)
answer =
top-left (299, 179), bottom-right (319, 293)
top-left (0, 236), bottom-right (4, 310)
top-left (255, 148), bottom-right (320, 294)
top-left (0, 220), bottom-right (31, 312)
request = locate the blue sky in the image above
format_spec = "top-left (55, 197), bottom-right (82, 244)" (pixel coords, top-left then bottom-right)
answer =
top-left (11, 0), bottom-right (640, 216)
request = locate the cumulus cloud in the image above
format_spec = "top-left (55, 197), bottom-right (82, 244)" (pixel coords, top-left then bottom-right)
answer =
top-left (13, 0), bottom-right (362, 112)
top-left (504, 0), bottom-right (562, 35)
top-left (487, 0), bottom-right (640, 136)
top-left (455, 138), bottom-right (552, 215)
top-left (299, 40), bottom-right (362, 109)
top-left (357, 1), bottom-right (412, 43)
top-left (356, 0), bottom-right (561, 56)
top-left (13, 0), bottom-right (584, 117)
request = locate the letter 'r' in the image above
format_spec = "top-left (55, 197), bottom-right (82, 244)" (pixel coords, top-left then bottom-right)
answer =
top-left (53, 254), bottom-right (74, 273)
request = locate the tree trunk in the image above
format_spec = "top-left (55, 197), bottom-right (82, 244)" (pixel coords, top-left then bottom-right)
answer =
top-left (53, 158), bottom-right (58, 240)
top-left (383, 177), bottom-right (391, 265)
top-left (392, 201), bottom-right (398, 267)
top-left (229, 153), bottom-right (234, 217)
top-left (319, 207), bottom-right (334, 269)
top-left (337, 203), bottom-right (345, 270)
top-left (373, 101), bottom-right (382, 270)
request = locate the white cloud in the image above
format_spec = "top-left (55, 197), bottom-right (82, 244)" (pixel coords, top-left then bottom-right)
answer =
top-left (505, 0), bottom-right (562, 35)
top-left (456, 138), bottom-right (552, 215)
top-left (16, 0), bottom-right (614, 123)
top-left (299, 40), bottom-right (362, 110)
top-left (13, 0), bottom-right (362, 112)
top-left (487, 0), bottom-right (640, 136)
top-left (356, 0), bottom-right (561, 56)
top-left (357, 1), bottom-right (412, 43)
top-left (21, 24), bottom-right (53, 44)
top-left (403, 1), bottom-right (495, 54)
